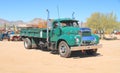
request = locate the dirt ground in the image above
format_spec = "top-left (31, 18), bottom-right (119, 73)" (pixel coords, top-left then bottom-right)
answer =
top-left (0, 40), bottom-right (120, 73)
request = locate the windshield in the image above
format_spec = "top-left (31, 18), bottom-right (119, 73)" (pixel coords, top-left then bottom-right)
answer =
top-left (60, 21), bottom-right (79, 27)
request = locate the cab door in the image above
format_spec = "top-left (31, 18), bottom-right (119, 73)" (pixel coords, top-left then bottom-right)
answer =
top-left (50, 22), bottom-right (61, 42)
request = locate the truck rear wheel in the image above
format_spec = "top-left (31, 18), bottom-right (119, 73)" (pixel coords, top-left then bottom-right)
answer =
top-left (86, 49), bottom-right (97, 55)
top-left (24, 38), bottom-right (32, 49)
top-left (58, 41), bottom-right (71, 58)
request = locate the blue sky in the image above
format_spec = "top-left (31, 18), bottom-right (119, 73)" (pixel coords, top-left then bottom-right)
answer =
top-left (0, 0), bottom-right (120, 22)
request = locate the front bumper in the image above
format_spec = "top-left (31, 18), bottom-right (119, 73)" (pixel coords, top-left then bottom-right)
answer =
top-left (71, 44), bottom-right (102, 51)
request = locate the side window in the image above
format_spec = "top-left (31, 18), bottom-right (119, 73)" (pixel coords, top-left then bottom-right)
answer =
top-left (73, 22), bottom-right (78, 27)
top-left (61, 22), bottom-right (67, 27)
top-left (53, 22), bottom-right (59, 28)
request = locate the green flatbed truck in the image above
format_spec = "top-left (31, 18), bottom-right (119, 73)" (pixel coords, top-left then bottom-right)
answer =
top-left (20, 18), bottom-right (102, 58)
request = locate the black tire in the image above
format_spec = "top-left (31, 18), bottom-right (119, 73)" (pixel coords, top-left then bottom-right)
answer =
top-left (86, 49), bottom-right (97, 55)
top-left (58, 41), bottom-right (71, 58)
top-left (24, 38), bottom-right (32, 49)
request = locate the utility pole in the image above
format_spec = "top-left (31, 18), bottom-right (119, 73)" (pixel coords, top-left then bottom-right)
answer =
top-left (46, 9), bottom-right (49, 43)
top-left (57, 5), bottom-right (60, 19)
top-left (72, 12), bottom-right (75, 19)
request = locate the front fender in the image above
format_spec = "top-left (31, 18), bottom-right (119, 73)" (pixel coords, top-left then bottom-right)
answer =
top-left (92, 34), bottom-right (100, 44)
top-left (58, 34), bottom-right (76, 46)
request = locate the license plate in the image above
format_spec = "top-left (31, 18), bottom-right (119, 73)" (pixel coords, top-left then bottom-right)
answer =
top-left (86, 46), bottom-right (91, 49)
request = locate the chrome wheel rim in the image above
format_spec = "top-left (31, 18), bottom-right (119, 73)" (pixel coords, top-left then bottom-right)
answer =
top-left (59, 44), bottom-right (67, 55)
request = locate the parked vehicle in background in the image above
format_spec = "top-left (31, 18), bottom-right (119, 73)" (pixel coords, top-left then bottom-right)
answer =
top-left (114, 31), bottom-right (120, 35)
top-left (0, 30), bottom-right (21, 41)
top-left (9, 33), bottom-right (21, 41)
top-left (8, 25), bottom-right (23, 41)
top-left (112, 30), bottom-right (120, 35)
top-left (0, 31), bottom-right (10, 41)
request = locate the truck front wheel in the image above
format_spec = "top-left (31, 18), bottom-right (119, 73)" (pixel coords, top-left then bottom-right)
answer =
top-left (24, 38), bottom-right (32, 49)
top-left (58, 41), bottom-right (71, 58)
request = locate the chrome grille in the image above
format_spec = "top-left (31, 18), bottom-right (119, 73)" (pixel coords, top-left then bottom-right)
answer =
top-left (81, 41), bottom-right (94, 46)
top-left (79, 31), bottom-right (91, 36)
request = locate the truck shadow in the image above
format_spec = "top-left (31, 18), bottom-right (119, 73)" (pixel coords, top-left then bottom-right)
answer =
top-left (71, 51), bottom-right (102, 59)
top-left (30, 48), bottom-right (102, 58)
top-left (32, 47), bottom-right (50, 52)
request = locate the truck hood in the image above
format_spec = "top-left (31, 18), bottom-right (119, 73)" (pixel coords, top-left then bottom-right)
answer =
top-left (61, 27), bottom-right (79, 34)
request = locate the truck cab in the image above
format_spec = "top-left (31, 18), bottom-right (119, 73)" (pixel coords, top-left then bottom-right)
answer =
top-left (49, 18), bottom-right (101, 57)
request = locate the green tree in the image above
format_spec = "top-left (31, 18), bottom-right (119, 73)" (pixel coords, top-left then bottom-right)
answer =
top-left (86, 12), bottom-right (118, 38)
top-left (116, 22), bottom-right (120, 30)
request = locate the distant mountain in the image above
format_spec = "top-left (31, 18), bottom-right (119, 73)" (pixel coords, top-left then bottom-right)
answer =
top-left (10, 20), bottom-right (25, 25)
top-left (0, 18), bottom-right (46, 26)
top-left (0, 18), bottom-right (26, 26)
top-left (0, 18), bottom-right (9, 25)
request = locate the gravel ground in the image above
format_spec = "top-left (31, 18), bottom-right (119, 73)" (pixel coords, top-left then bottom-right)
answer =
top-left (0, 40), bottom-right (120, 73)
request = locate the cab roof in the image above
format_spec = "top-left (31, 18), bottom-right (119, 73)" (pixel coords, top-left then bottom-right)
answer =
top-left (52, 18), bottom-right (78, 23)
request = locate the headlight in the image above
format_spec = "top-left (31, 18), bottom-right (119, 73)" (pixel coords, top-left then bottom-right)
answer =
top-left (75, 38), bottom-right (80, 44)
top-left (91, 38), bottom-right (96, 44)
top-left (74, 35), bottom-right (81, 45)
